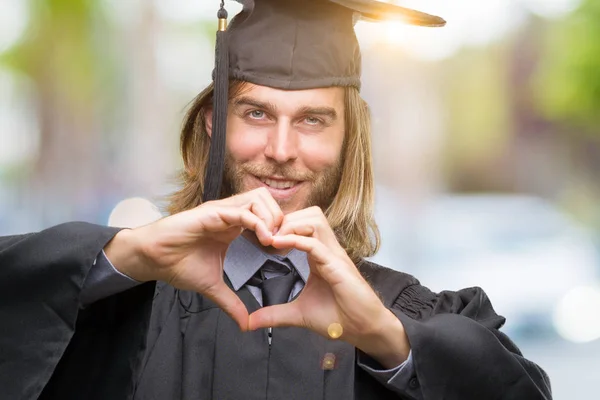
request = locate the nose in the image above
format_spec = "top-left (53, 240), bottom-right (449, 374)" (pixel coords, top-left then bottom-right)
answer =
top-left (264, 121), bottom-right (298, 164)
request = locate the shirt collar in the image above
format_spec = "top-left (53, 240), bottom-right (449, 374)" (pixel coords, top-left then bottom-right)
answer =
top-left (223, 235), bottom-right (310, 291)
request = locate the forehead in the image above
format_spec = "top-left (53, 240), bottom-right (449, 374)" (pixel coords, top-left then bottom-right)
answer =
top-left (233, 83), bottom-right (345, 111)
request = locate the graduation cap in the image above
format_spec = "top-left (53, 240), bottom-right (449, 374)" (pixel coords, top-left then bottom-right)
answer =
top-left (203, 0), bottom-right (446, 202)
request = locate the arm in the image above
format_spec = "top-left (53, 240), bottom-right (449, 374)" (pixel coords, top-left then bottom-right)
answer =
top-left (386, 284), bottom-right (552, 400)
top-left (0, 222), bottom-right (155, 400)
top-left (355, 262), bottom-right (551, 400)
top-left (357, 350), bottom-right (421, 399)
top-left (0, 188), bottom-right (282, 400)
top-left (80, 250), bottom-right (141, 307)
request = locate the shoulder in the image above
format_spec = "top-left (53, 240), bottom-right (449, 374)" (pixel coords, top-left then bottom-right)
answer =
top-left (358, 260), bottom-right (503, 325)
top-left (357, 260), bottom-right (421, 306)
top-left (358, 259), bottom-right (418, 286)
top-left (357, 260), bottom-right (437, 319)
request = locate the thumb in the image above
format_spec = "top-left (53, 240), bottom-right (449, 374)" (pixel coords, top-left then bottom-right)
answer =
top-left (203, 281), bottom-right (250, 331)
top-left (248, 302), bottom-right (302, 330)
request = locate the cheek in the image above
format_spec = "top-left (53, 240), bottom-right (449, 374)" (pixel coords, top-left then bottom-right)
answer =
top-left (226, 124), bottom-right (265, 162)
top-left (298, 132), bottom-right (344, 171)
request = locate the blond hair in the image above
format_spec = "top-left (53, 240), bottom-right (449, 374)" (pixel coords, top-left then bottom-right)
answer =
top-left (168, 81), bottom-right (380, 263)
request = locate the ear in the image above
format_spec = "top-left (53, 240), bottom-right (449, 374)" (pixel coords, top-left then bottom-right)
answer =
top-left (204, 108), bottom-right (213, 138)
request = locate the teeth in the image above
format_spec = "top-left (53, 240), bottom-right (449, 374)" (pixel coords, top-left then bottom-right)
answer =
top-left (262, 178), bottom-right (296, 189)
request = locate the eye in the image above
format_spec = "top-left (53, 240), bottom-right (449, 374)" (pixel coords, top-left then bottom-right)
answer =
top-left (304, 116), bottom-right (322, 126)
top-left (248, 110), bottom-right (265, 119)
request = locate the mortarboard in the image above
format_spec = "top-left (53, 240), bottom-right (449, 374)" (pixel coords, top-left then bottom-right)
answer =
top-left (203, 0), bottom-right (446, 202)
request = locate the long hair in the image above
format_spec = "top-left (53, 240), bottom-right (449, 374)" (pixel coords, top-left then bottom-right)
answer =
top-left (167, 81), bottom-right (380, 263)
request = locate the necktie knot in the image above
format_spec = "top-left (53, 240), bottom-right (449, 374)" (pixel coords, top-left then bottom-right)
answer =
top-left (252, 259), bottom-right (299, 306)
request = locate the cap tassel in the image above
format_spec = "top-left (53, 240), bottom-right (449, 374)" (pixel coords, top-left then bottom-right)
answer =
top-left (203, 2), bottom-right (229, 203)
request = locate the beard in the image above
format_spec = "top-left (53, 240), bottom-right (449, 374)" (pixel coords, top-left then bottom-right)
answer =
top-left (221, 151), bottom-right (342, 211)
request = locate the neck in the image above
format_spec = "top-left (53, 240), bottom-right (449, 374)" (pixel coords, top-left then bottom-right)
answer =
top-left (242, 230), bottom-right (290, 256)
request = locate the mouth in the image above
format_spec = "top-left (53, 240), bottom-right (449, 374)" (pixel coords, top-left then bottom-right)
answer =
top-left (261, 177), bottom-right (297, 189)
top-left (253, 175), bottom-right (303, 199)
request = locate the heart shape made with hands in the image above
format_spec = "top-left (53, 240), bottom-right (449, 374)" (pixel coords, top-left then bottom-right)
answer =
top-left (188, 203), bottom-right (349, 336)
top-left (147, 187), bottom-right (376, 343)
top-left (107, 189), bottom-right (367, 341)
top-left (192, 193), bottom-right (390, 351)
top-left (244, 206), bottom-right (373, 340)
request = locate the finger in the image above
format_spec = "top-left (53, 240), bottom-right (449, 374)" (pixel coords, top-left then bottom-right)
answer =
top-left (278, 206), bottom-right (323, 224)
top-left (220, 187), bottom-right (271, 210)
top-left (218, 207), bottom-right (273, 244)
top-left (247, 197), bottom-right (275, 234)
top-left (202, 281), bottom-right (250, 331)
top-left (235, 204), bottom-right (275, 246)
top-left (276, 216), bottom-right (317, 237)
top-left (256, 188), bottom-right (284, 232)
top-left (217, 189), bottom-right (259, 208)
top-left (248, 302), bottom-right (303, 330)
top-left (271, 234), bottom-right (355, 286)
top-left (271, 234), bottom-right (331, 265)
top-left (219, 188), bottom-right (283, 235)
top-left (277, 208), bottom-right (336, 244)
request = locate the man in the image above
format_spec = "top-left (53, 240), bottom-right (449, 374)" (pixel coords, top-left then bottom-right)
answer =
top-left (0, 0), bottom-right (551, 399)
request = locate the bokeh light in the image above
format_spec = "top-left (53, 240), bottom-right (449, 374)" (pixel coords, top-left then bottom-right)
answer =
top-left (0, 0), bottom-right (28, 53)
top-left (108, 197), bottom-right (163, 228)
top-left (553, 285), bottom-right (600, 343)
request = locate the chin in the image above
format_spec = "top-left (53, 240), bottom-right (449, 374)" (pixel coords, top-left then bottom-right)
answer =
top-left (271, 196), bottom-right (308, 213)
top-left (280, 202), bottom-right (304, 214)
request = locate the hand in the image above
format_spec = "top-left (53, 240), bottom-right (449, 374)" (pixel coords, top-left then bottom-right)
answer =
top-left (247, 206), bottom-right (410, 368)
top-left (104, 187), bottom-right (282, 330)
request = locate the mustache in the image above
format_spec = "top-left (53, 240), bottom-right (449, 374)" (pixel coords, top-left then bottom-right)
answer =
top-left (240, 163), bottom-right (314, 181)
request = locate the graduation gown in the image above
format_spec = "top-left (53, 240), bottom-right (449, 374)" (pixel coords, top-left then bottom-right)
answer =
top-left (0, 222), bottom-right (552, 400)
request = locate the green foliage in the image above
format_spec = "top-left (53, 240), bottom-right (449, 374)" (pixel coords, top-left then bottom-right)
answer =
top-left (0, 0), bottom-right (111, 106)
top-left (441, 43), bottom-right (513, 166)
top-left (534, 0), bottom-right (600, 133)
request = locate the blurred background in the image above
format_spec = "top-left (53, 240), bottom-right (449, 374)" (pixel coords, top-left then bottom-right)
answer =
top-left (1, 0), bottom-right (599, 397)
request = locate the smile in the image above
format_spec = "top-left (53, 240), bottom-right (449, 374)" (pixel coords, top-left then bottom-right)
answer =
top-left (253, 175), bottom-right (303, 199)
top-left (260, 178), bottom-right (297, 190)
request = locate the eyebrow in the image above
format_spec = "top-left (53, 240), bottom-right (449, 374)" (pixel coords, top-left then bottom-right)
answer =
top-left (298, 106), bottom-right (338, 120)
top-left (232, 96), bottom-right (338, 121)
top-left (232, 96), bottom-right (278, 115)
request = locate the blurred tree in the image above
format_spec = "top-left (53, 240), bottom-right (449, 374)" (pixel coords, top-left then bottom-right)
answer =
top-left (532, 1), bottom-right (600, 227)
top-left (0, 0), bottom-right (116, 226)
top-left (534, 0), bottom-right (600, 136)
top-left (439, 42), bottom-right (515, 193)
top-left (0, 0), bottom-right (223, 230)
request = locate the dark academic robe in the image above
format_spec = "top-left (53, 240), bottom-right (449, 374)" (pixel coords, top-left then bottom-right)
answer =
top-left (0, 223), bottom-right (552, 400)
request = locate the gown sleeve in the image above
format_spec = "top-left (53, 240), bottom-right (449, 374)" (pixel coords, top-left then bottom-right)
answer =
top-left (391, 282), bottom-right (552, 400)
top-left (0, 222), bottom-right (155, 400)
